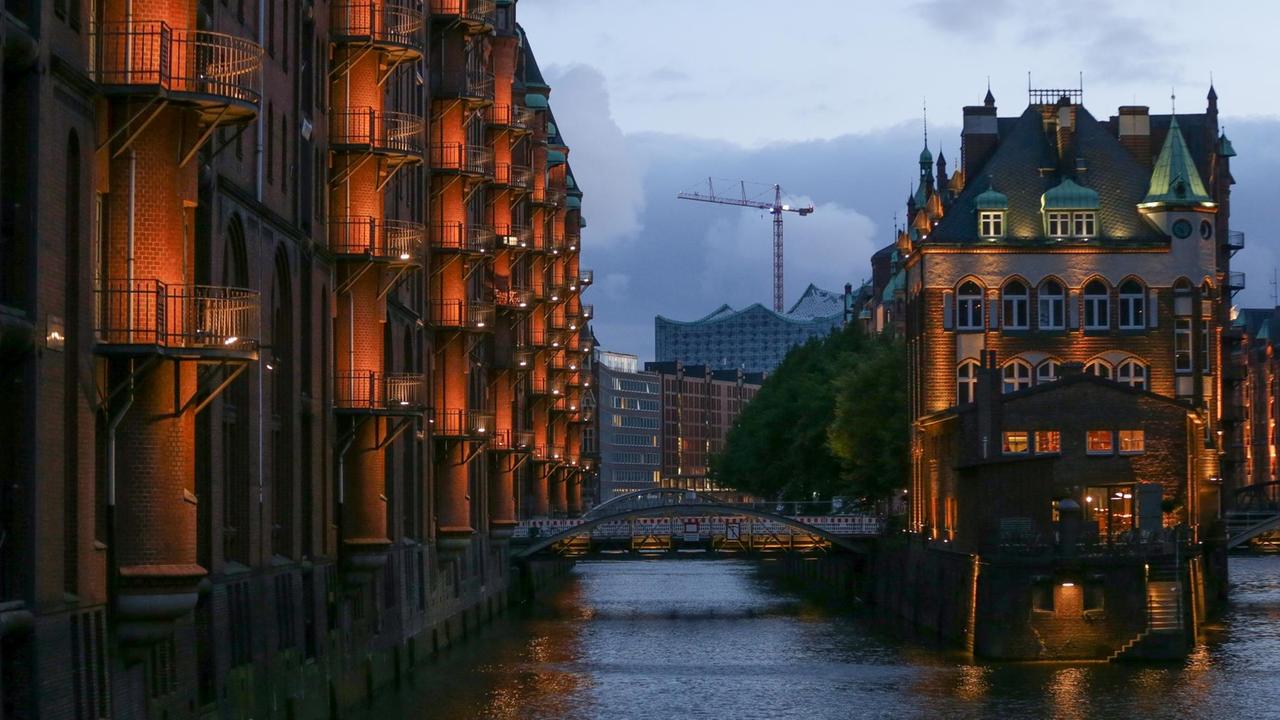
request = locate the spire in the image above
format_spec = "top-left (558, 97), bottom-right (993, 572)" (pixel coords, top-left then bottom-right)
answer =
top-left (1207, 78), bottom-right (1219, 115)
top-left (984, 78), bottom-right (995, 108)
top-left (1143, 115), bottom-right (1212, 205)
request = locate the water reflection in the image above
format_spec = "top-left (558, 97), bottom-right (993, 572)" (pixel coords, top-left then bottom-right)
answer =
top-left (365, 557), bottom-right (1280, 720)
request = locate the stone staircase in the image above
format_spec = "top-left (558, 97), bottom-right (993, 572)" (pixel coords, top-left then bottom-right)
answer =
top-left (1109, 564), bottom-right (1183, 662)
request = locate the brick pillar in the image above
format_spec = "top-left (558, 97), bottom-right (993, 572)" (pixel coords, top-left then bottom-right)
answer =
top-left (436, 442), bottom-right (472, 552)
top-left (342, 417), bottom-right (387, 549)
top-left (548, 467), bottom-right (566, 516)
top-left (566, 472), bottom-right (582, 516)
top-left (489, 463), bottom-right (516, 538)
top-left (529, 467), bottom-right (549, 518)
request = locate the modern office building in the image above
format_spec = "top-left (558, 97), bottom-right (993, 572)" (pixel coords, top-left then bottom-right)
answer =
top-left (595, 351), bottom-right (663, 498)
top-left (0, 0), bottom-right (591, 716)
top-left (655, 283), bottom-right (852, 373)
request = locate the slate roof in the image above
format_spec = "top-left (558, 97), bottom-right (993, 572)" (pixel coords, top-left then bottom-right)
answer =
top-left (928, 105), bottom-right (1209, 245)
top-left (1143, 116), bottom-right (1211, 204)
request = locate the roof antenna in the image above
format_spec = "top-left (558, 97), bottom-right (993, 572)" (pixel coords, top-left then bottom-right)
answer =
top-left (923, 98), bottom-right (928, 149)
top-left (1171, 86), bottom-right (1177, 115)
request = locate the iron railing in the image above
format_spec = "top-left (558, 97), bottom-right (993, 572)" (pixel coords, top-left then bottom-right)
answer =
top-left (331, 108), bottom-right (423, 156)
top-left (437, 68), bottom-right (494, 101)
top-left (429, 0), bottom-right (494, 24)
top-left (535, 187), bottom-right (565, 207)
top-left (494, 224), bottom-right (532, 250)
top-left (429, 143), bottom-right (491, 175)
top-left (578, 304), bottom-right (594, 320)
top-left (429, 222), bottom-right (491, 253)
top-left (430, 300), bottom-right (494, 330)
top-left (94, 21), bottom-right (263, 105)
top-left (493, 277), bottom-right (532, 309)
top-left (1226, 230), bottom-right (1245, 252)
top-left (493, 162), bottom-right (532, 190)
top-left (433, 408), bottom-right (494, 437)
top-left (329, 216), bottom-right (423, 259)
top-left (487, 104), bottom-right (533, 131)
top-left (95, 279), bottom-right (258, 351)
top-left (334, 371), bottom-right (425, 410)
top-left (330, 1), bottom-right (423, 49)
top-left (577, 269), bottom-right (593, 286)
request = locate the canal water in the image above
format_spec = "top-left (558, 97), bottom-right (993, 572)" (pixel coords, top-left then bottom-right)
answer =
top-left (366, 556), bottom-right (1280, 720)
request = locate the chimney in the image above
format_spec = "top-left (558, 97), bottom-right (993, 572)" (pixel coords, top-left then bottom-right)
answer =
top-left (962, 103), bottom-right (999, 180)
top-left (1117, 106), bottom-right (1151, 166)
top-left (1055, 99), bottom-right (1076, 169)
top-left (975, 350), bottom-right (1002, 460)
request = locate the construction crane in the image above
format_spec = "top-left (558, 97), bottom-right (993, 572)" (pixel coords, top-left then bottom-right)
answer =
top-left (677, 178), bottom-right (814, 312)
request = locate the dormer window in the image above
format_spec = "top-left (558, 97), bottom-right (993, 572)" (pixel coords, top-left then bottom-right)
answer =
top-left (1073, 212), bottom-right (1096, 238)
top-left (1041, 178), bottom-right (1100, 239)
top-left (1047, 212), bottom-right (1071, 237)
top-left (979, 211), bottom-right (1004, 238)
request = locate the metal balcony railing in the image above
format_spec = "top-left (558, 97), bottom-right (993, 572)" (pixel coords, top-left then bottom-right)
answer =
top-left (329, 216), bottom-right (423, 260)
top-left (330, 1), bottom-right (423, 51)
top-left (429, 223), bottom-right (491, 254)
top-left (515, 430), bottom-right (535, 450)
top-left (513, 351), bottom-right (535, 370)
top-left (487, 104), bottom-right (534, 132)
top-left (494, 224), bottom-right (532, 250)
top-left (548, 445), bottom-right (566, 462)
top-left (429, 0), bottom-right (494, 25)
top-left (331, 108), bottom-right (423, 157)
top-left (579, 304), bottom-right (594, 320)
top-left (578, 269), bottom-right (593, 286)
top-left (95, 279), bottom-right (259, 352)
top-left (94, 22), bottom-right (263, 109)
top-left (544, 235), bottom-right (566, 256)
top-left (549, 353), bottom-right (580, 371)
top-left (535, 187), bottom-right (565, 207)
top-left (334, 371), bottom-right (425, 411)
top-left (493, 162), bottom-right (532, 190)
top-left (430, 300), bottom-right (494, 330)
top-left (429, 143), bottom-right (492, 175)
top-left (1228, 271), bottom-right (1246, 297)
top-left (528, 375), bottom-right (550, 395)
top-left (493, 277), bottom-right (532, 309)
top-left (437, 68), bottom-right (494, 101)
top-left (1226, 230), bottom-right (1245, 252)
top-left (433, 408), bottom-right (494, 438)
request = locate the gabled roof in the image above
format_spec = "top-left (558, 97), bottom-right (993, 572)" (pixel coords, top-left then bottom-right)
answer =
top-left (657, 286), bottom-right (846, 327)
top-left (786, 284), bottom-right (845, 319)
top-left (1143, 116), bottom-right (1212, 205)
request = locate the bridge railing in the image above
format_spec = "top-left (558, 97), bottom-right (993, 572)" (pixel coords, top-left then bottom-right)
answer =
top-left (514, 514), bottom-right (884, 541)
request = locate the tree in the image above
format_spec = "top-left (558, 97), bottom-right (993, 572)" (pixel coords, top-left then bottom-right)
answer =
top-left (827, 336), bottom-right (907, 501)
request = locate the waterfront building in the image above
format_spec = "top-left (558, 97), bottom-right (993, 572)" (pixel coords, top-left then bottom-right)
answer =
top-left (889, 85), bottom-right (1237, 659)
top-left (595, 352), bottom-right (663, 499)
top-left (644, 361), bottom-right (764, 492)
top-left (0, 0), bottom-right (591, 715)
top-left (655, 283), bottom-right (854, 373)
top-left (1226, 308), bottom-right (1280, 513)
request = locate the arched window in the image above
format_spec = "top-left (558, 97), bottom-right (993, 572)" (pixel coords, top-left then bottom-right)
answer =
top-left (1036, 359), bottom-right (1060, 385)
top-left (1086, 359), bottom-right (1113, 380)
top-left (1119, 279), bottom-right (1145, 329)
top-left (1038, 280), bottom-right (1065, 330)
top-left (957, 360), bottom-right (980, 404)
top-left (1002, 281), bottom-right (1029, 330)
top-left (1084, 279), bottom-right (1110, 330)
top-left (1117, 359), bottom-right (1147, 389)
top-left (1002, 359), bottom-right (1033, 393)
top-left (957, 281), bottom-right (984, 330)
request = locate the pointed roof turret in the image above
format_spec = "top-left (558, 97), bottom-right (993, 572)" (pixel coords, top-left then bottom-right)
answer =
top-left (1143, 116), bottom-right (1212, 205)
top-left (984, 87), bottom-right (996, 107)
top-left (1218, 131), bottom-right (1236, 158)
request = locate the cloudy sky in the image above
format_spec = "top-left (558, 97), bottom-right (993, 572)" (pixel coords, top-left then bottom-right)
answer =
top-left (518, 0), bottom-right (1280, 359)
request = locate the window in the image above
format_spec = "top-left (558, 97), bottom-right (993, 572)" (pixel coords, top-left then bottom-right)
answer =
top-left (1038, 280), bottom-right (1065, 330)
top-left (1086, 430), bottom-right (1114, 455)
top-left (1036, 360), bottom-right (1060, 385)
top-left (1073, 211), bottom-right (1097, 238)
top-left (1002, 432), bottom-right (1029, 455)
top-left (957, 281), bottom-right (984, 330)
top-left (1047, 211), bottom-right (1071, 237)
top-left (980, 211), bottom-right (1004, 238)
top-left (1002, 281), bottom-right (1029, 329)
top-left (957, 360), bottom-right (979, 405)
top-left (1117, 359), bottom-right (1147, 389)
top-left (1085, 360), bottom-right (1112, 379)
top-left (1119, 280), bottom-right (1145, 329)
top-left (1002, 360), bottom-right (1032, 393)
top-left (1084, 280), bottom-right (1109, 330)
top-left (1118, 430), bottom-right (1145, 454)
top-left (1175, 318), bottom-right (1193, 372)
top-left (1200, 325), bottom-right (1212, 373)
top-left (1036, 431), bottom-right (1061, 454)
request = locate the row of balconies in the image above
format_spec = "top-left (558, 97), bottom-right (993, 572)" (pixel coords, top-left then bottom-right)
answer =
top-left (331, 1), bottom-right (424, 56)
top-left (429, 0), bottom-right (495, 29)
top-left (322, 220), bottom-right (593, 261)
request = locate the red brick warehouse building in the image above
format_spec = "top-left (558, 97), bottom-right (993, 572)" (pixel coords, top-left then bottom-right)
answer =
top-left (0, 0), bottom-right (593, 715)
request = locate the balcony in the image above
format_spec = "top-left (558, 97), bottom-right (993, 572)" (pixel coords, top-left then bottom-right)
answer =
top-left (578, 304), bottom-right (594, 321)
top-left (334, 371), bottom-right (426, 414)
top-left (487, 104), bottom-right (535, 132)
top-left (513, 350), bottom-right (535, 370)
top-left (93, 21), bottom-right (263, 122)
top-left (430, 222), bottom-right (492, 254)
top-left (1225, 230), bottom-right (1245, 255)
top-left (329, 216), bottom-right (423, 262)
top-left (549, 353), bottom-right (580, 372)
top-left (430, 300), bottom-right (494, 331)
top-left (95, 280), bottom-right (259, 358)
top-left (331, 108), bottom-right (424, 164)
top-left (575, 338), bottom-right (593, 354)
top-left (493, 224), bottom-right (532, 250)
top-left (1228, 271), bottom-right (1246, 297)
top-left (330, 1), bottom-right (423, 58)
top-left (493, 162), bottom-right (532, 191)
top-left (429, 0), bottom-right (494, 30)
top-left (493, 277), bottom-right (533, 310)
top-left (533, 187), bottom-right (565, 208)
top-left (430, 143), bottom-right (491, 177)
top-left (543, 235), bottom-right (566, 256)
top-left (435, 68), bottom-right (494, 103)
top-left (577, 269), bottom-right (594, 287)
top-left (432, 408), bottom-right (495, 439)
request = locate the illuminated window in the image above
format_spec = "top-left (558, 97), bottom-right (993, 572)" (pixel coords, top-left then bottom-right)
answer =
top-left (1084, 280), bottom-right (1110, 330)
top-left (1086, 430), bottom-right (1114, 455)
top-left (1002, 360), bottom-right (1032, 393)
top-left (1175, 318), bottom-right (1193, 372)
top-left (1036, 431), bottom-right (1061, 454)
top-left (1073, 211), bottom-right (1097, 238)
top-left (1047, 211), bottom-right (1071, 237)
top-left (1200, 324), bottom-right (1212, 373)
top-left (1117, 359), bottom-right (1147, 389)
top-left (957, 281), bottom-right (984, 330)
top-left (1036, 360), bottom-right (1060, 385)
top-left (1002, 281), bottom-right (1029, 329)
top-left (1003, 431), bottom-right (1030, 454)
top-left (956, 360), bottom-right (979, 404)
top-left (979, 211), bottom-right (1004, 238)
top-left (1118, 280), bottom-right (1145, 329)
top-left (1118, 430), bottom-right (1145, 454)
top-left (1038, 280), bottom-right (1065, 330)
top-left (1085, 360), bottom-right (1112, 380)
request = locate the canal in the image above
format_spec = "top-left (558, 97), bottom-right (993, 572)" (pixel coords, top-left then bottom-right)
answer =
top-left (363, 556), bottom-right (1280, 719)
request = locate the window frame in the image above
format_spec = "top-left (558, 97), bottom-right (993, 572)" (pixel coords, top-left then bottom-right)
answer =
top-left (1085, 360), bottom-right (1113, 380)
top-left (979, 211), bottom-right (1005, 238)
top-left (1174, 318), bottom-right (1193, 373)
top-left (1035, 430), bottom-right (1061, 454)
top-left (1047, 211), bottom-right (1071, 237)
top-left (1118, 430), bottom-right (1145, 455)
top-left (1117, 359), bottom-right (1147, 390)
top-left (1086, 430), bottom-right (1115, 455)
top-left (1083, 280), bottom-right (1110, 330)
top-left (1002, 359), bottom-right (1033, 394)
top-left (956, 282), bottom-right (984, 331)
top-left (1118, 280), bottom-right (1145, 329)
top-left (1002, 431), bottom-right (1030, 455)
top-left (1038, 280), bottom-right (1065, 330)
top-left (1036, 360), bottom-right (1060, 385)
top-left (1073, 211), bottom-right (1097, 238)
top-left (956, 360), bottom-right (980, 405)
top-left (1002, 281), bottom-right (1029, 330)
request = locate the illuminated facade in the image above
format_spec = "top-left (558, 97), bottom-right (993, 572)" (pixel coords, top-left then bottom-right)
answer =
top-left (0, 0), bottom-right (591, 715)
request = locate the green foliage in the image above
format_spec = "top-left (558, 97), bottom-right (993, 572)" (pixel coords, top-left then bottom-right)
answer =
top-left (711, 325), bottom-right (906, 502)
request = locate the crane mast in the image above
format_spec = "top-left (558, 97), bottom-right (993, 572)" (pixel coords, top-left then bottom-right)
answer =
top-left (677, 178), bottom-right (814, 312)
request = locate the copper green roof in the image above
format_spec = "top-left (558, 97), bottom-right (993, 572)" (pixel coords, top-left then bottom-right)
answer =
top-left (919, 146), bottom-right (932, 164)
top-left (524, 93), bottom-right (549, 109)
top-left (974, 183), bottom-right (1008, 210)
top-left (546, 149), bottom-right (566, 166)
top-left (1143, 116), bottom-right (1211, 205)
top-left (565, 195), bottom-right (581, 210)
top-left (1218, 133), bottom-right (1237, 158)
top-left (1041, 177), bottom-right (1099, 210)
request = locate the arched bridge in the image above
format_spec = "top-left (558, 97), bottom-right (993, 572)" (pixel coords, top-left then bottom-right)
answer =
top-left (513, 488), bottom-right (884, 559)
top-left (1227, 481), bottom-right (1280, 549)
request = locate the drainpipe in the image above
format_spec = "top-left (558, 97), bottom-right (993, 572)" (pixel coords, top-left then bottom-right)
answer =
top-left (255, 0), bottom-right (265, 201)
top-left (127, 149), bottom-right (136, 340)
